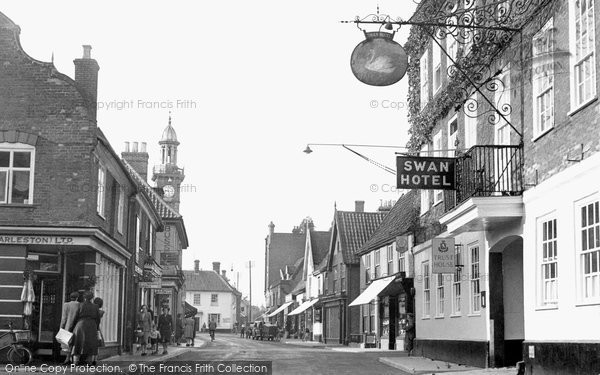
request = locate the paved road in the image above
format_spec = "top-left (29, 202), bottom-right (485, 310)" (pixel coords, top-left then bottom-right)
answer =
top-left (176, 333), bottom-right (409, 375)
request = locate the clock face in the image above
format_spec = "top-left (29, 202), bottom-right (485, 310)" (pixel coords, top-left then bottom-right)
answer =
top-left (163, 185), bottom-right (175, 198)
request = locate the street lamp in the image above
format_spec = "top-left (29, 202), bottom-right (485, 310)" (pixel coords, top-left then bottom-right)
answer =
top-left (302, 143), bottom-right (409, 175)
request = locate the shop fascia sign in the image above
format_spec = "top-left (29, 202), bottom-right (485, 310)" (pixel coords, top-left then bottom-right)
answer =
top-left (431, 237), bottom-right (456, 274)
top-left (139, 278), bottom-right (162, 289)
top-left (396, 156), bottom-right (456, 190)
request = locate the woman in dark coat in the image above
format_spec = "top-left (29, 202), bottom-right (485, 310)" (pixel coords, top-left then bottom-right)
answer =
top-left (72, 291), bottom-right (100, 365)
top-left (157, 307), bottom-right (173, 355)
top-left (175, 314), bottom-right (184, 346)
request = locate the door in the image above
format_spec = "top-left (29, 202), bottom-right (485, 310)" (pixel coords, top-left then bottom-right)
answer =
top-left (326, 306), bottom-right (340, 342)
top-left (32, 276), bottom-right (61, 357)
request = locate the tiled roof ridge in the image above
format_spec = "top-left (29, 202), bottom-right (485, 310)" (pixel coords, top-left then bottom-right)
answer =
top-left (122, 159), bottom-right (181, 219)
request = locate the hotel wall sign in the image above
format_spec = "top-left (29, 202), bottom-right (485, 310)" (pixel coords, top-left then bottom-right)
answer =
top-left (432, 237), bottom-right (456, 274)
top-left (396, 156), bottom-right (456, 190)
top-left (351, 32), bottom-right (408, 86)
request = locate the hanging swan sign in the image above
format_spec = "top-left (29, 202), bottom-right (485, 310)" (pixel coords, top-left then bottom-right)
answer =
top-left (351, 31), bottom-right (408, 86)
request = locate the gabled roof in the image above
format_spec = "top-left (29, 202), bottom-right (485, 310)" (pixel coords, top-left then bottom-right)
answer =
top-left (358, 191), bottom-right (420, 255)
top-left (123, 159), bottom-right (181, 220)
top-left (266, 231), bottom-right (306, 289)
top-left (182, 270), bottom-right (236, 293)
top-left (333, 210), bottom-right (387, 264)
top-left (310, 230), bottom-right (331, 266)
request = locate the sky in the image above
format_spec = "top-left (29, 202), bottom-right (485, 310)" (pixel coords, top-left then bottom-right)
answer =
top-left (2, 0), bottom-right (417, 306)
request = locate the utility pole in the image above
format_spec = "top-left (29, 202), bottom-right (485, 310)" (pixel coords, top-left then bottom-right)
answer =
top-left (245, 260), bottom-right (255, 323)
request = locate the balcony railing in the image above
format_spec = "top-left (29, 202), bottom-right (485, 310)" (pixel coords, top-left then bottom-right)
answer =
top-left (444, 145), bottom-right (523, 212)
top-left (153, 164), bottom-right (184, 175)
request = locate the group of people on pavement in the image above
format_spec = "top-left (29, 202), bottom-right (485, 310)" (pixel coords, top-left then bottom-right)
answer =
top-left (136, 305), bottom-right (176, 355)
top-left (59, 291), bottom-right (105, 366)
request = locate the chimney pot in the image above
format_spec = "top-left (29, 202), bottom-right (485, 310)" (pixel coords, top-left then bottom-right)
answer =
top-left (194, 260), bottom-right (200, 272)
top-left (124, 142), bottom-right (130, 152)
top-left (132, 142), bottom-right (138, 152)
top-left (82, 45), bottom-right (92, 59)
top-left (212, 262), bottom-right (221, 274)
top-left (355, 200), bottom-right (365, 212)
top-left (141, 142), bottom-right (147, 152)
top-left (222, 270), bottom-right (227, 278)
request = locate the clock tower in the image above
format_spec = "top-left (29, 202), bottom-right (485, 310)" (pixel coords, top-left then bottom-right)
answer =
top-left (152, 114), bottom-right (185, 212)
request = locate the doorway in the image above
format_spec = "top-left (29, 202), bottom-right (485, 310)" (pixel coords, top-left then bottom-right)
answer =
top-left (32, 275), bottom-right (62, 358)
top-left (489, 236), bottom-right (524, 367)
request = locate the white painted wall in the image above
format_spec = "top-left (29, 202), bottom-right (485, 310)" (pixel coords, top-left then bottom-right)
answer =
top-left (185, 291), bottom-right (235, 329)
top-left (413, 232), bottom-right (489, 341)
top-left (523, 152), bottom-right (600, 342)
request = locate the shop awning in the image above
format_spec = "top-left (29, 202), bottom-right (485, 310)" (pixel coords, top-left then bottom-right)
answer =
top-left (184, 301), bottom-right (198, 318)
top-left (349, 275), bottom-right (396, 306)
top-left (288, 298), bottom-right (319, 316)
top-left (267, 301), bottom-right (294, 318)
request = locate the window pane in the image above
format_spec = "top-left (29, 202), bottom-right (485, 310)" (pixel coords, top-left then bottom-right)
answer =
top-left (13, 152), bottom-right (31, 168)
top-left (582, 206), bottom-right (587, 227)
top-left (11, 170), bottom-right (30, 203)
top-left (0, 171), bottom-right (6, 202)
top-left (0, 152), bottom-right (9, 168)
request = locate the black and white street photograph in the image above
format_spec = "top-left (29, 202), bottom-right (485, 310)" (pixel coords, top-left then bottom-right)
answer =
top-left (0, 1), bottom-right (599, 374)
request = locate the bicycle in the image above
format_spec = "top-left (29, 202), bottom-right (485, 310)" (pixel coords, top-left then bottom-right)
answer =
top-left (0, 322), bottom-right (33, 365)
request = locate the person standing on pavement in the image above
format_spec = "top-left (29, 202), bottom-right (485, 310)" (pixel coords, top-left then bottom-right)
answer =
top-left (175, 313), bottom-right (184, 346)
top-left (157, 307), bottom-right (173, 355)
top-left (137, 305), bottom-right (153, 356)
top-left (71, 291), bottom-right (100, 365)
top-left (404, 313), bottom-right (415, 356)
top-left (208, 318), bottom-right (217, 341)
top-left (184, 316), bottom-right (195, 347)
top-left (59, 291), bottom-right (80, 365)
top-left (89, 297), bottom-right (104, 365)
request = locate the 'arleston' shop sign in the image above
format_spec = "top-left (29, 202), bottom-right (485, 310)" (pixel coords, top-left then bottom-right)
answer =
top-left (396, 156), bottom-right (456, 190)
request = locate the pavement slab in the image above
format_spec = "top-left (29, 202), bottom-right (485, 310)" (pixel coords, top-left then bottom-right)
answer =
top-left (379, 356), bottom-right (517, 375)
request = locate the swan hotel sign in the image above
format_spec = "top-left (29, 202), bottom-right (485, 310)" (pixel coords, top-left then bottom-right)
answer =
top-left (350, 32), bottom-right (408, 86)
top-left (396, 156), bottom-right (456, 190)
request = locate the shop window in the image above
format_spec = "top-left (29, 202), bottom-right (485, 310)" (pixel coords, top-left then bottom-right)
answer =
top-left (570, 0), bottom-right (596, 110)
top-left (374, 250), bottom-right (381, 279)
top-left (533, 18), bottom-right (555, 138)
top-left (387, 245), bottom-right (394, 275)
top-left (117, 186), bottom-right (125, 234)
top-left (436, 273), bottom-right (445, 317)
top-left (332, 265), bottom-right (338, 294)
top-left (452, 245), bottom-right (463, 315)
top-left (0, 146), bottom-right (35, 205)
top-left (578, 199), bottom-right (600, 302)
top-left (95, 257), bottom-right (121, 343)
top-left (422, 261), bottom-right (431, 317)
top-left (208, 313), bottom-right (221, 325)
top-left (470, 245), bottom-right (481, 313)
top-left (420, 49), bottom-right (430, 109)
top-left (365, 254), bottom-right (371, 284)
top-left (97, 166), bottom-right (106, 217)
top-left (539, 216), bottom-right (558, 306)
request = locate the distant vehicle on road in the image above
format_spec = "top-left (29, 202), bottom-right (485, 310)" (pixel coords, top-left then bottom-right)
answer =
top-left (251, 322), bottom-right (279, 341)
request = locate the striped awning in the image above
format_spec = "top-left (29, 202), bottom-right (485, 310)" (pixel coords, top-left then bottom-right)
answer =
top-left (267, 301), bottom-right (294, 317)
top-left (288, 298), bottom-right (319, 316)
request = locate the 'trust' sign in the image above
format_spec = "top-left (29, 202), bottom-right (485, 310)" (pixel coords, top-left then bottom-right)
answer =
top-left (396, 156), bottom-right (456, 190)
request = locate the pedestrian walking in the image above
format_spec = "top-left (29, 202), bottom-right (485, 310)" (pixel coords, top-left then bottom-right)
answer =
top-left (175, 313), bottom-right (184, 346)
top-left (208, 318), bottom-right (217, 341)
top-left (89, 297), bottom-right (104, 364)
top-left (184, 316), bottom-right (195, 346)
top-left (147, 308), bottom-right (159, 355)
top-left (71, 291), bottom-right (100, 365)
top-left (404, 313), bottom-right (415, 356)
top-left (157, 307), bottom-right (173, 355)
top-left (59, 291), bottom-right (80, 365)
top-left (137, 305), bottom-right (153, 356)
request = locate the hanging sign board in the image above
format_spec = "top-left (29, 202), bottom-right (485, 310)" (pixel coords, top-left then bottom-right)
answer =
top-left (432, 237), bottom-right (456, 274)
top-left (396, 156), bottom-right (456, 190)
top-left (350, 31), bottom-right (408, 86)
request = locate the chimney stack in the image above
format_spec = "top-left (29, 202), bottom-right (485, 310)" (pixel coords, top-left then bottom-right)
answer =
top-left (122, 141), bottom-right (150, 181)
top-left (73, 45), bottom-right (99, 120)
top-left (194, 260), bottom-right (200, 272)
top-left (212, 262), bottom-right (221, 274)
top-left (355, 200), bottom-right (365, 212)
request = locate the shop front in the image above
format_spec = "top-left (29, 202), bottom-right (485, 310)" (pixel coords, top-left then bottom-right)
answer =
top-left (0, 230), bottom-right (129, 360)
top-left (350, 273), bottom-right (413, 350)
